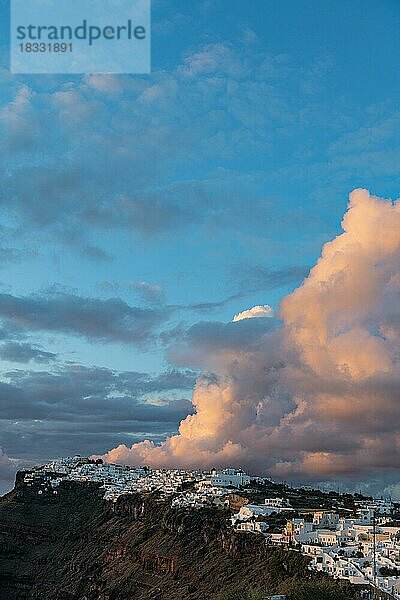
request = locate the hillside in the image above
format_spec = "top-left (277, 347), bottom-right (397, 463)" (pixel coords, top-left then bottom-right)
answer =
top-left (0, 473), bottom-right (360, 600)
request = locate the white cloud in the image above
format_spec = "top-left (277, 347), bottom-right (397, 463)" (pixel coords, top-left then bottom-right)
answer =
top-left (233, 304), bottom-right (274, 322)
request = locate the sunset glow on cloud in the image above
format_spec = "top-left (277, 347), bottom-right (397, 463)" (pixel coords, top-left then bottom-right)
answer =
top-left (101, 190), bottom-right (400, 481)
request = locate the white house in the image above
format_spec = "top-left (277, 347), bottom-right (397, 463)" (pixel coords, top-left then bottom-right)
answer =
top-left (264, 497), bottom-right (290, 509)
top-left (237, 503), bottom-right (278, 520)
top-left (210, 468), bottom-right (251, 488)
top-left (236, 521), bottom-right (269, 534)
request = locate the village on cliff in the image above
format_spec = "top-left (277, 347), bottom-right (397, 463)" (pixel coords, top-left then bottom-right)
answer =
top-left (22, 455), bottom-right (400, 600)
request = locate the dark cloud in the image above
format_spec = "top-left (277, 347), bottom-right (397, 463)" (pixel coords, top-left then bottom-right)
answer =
top-left (0, 341), bottom-right (57, 364)
top-left (2, 157), bottom-right (200, 241)
top-left (167, 317), bottom-right (279, 368)
top-left (0, 291), bottom-right (170, 346)
top-left (186, 317), bottom-right (277, 348)
top-left (0, 364), bottom-right (196, 468)
top-left (118, 368), bottom-right (197, 395)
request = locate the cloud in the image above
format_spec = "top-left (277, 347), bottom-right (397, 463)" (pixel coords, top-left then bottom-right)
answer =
top-left (184, 295), bottom-right (241, 314)
top-left (327, 111), bottom-right (400, 157)
top-left (129, 281), bottom-right (166, 305)
top-left (103, 193), bottom-right (198, 236)
top-left (0, 365), bottom-right (197, 475)
top-left (281, 188), bottom-right (399, 379)
top-left (166, 317), bottom-right (278, 370)
top-left (233, 305), bottom-right (274, 322)
top-left (0, 449), bottom-right (33, 496)
top-left (179, 43), bottom-right (245, 77)
top-left (96, 280), bottom-right (121, 293)
top-left (172, 266), bottom-right (308, 317)
top-left (0, 341), bottom-right (57, 364)
top-left (0, 366), bottom-right (195, 424)
top-left (100, 190), bottom-right (400, 488)
top-left (238, 25), bottom-right (259, 45)
top-left (153, 12), bottom-right (192, 35)
top-left (85, 75), bottom-right (125, 94)
top-left (0, 247), bottom-right (36, 267)
top-left (0, 41), bottom-right (356, 260)
top-left (174, 266), bottom-right (309, 318)
top-left (231, 265), bottom-right (310, 294)
top-left (0, 291), bottom-right (169, 346)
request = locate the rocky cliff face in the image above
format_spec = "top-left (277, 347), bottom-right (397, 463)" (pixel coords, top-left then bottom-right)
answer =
top-left (0, 474), bottom-right (358, 600)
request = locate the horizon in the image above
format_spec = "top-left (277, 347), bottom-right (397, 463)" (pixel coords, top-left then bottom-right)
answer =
top-left (15, 455), bottom-right (394, 500)
top-left (5, 449), bottom-right (399, 500)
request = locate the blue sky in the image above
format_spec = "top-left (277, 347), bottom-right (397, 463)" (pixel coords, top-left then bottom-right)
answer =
top-left (0, 0), bottom-right (399, 492)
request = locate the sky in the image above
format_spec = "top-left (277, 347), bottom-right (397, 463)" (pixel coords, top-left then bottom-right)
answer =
top-left (0, 0), bottom-right (399, 496)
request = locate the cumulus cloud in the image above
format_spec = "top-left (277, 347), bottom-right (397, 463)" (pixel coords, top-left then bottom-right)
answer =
top-left (233, 304), bottom-right (274, 322)
top-left (100, 190), bottom-right (400, 487)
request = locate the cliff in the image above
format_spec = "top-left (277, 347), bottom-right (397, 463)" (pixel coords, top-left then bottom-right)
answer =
top-left (0, 473), bottom-right (359, 600)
